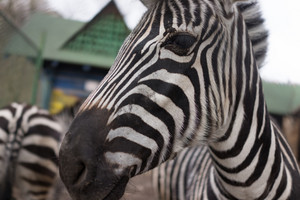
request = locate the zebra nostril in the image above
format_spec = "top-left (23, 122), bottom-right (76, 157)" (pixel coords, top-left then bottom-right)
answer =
top-left (73, 162), bottom-right (88, 186)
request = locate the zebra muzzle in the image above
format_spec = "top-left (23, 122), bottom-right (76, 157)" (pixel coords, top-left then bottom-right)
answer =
top-left (58, 108), bottom-right (131, 200)
top-left (59, 133), bottom-right (130, 200)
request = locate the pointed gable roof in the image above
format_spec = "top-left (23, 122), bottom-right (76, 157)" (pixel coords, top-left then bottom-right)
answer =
top-left (5, 1), bottom-right (134, 68)
top-left (62, 1), bottom-right (130, 58)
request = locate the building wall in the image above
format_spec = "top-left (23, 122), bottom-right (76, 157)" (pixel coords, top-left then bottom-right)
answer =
top-left (0, 55), bottom-right (36, 107)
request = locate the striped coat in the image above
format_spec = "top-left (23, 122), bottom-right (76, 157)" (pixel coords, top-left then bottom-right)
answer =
top-left (0, 103), bottom-right (62, 200)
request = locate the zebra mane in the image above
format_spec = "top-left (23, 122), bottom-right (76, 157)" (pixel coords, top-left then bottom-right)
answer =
top-left (140, 0), bottom-right (268, 68)
top-left (237, 1), bottom-right (268, 68)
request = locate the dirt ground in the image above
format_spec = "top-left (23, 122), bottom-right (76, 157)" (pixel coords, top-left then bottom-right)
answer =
top-left (122, 171), bottom-right (158, 200)
top-left (49, 171), bottom-right (158, 200)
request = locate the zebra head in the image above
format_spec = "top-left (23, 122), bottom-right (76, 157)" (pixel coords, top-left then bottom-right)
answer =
top-left (59, 0), bottom-right (267, 199)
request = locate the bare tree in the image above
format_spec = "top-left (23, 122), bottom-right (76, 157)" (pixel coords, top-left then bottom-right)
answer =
top-left (0, 0), bottom-right (59, 25)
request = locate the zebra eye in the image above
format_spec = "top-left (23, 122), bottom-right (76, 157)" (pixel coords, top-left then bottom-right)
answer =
top-left (163, 33), bottom-right (197, 55)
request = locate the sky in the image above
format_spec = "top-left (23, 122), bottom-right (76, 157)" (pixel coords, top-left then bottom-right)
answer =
top-left (259, 0), bottom-right (300, 84)
top-left (47, 0), bottom-right (300, 84)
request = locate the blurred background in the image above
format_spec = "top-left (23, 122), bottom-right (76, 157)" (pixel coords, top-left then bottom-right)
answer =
top-left (0, 0), bottom-right (299, 199)
top-left (0, 0), bottom-right (299, 161)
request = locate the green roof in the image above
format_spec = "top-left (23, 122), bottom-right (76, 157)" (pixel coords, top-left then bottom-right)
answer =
top-left (63, 1), bottom-right (130, 57)
top-left (263, 81), bottom-right (300, 115)
top-left (5, 1), bottom-right (130, 69)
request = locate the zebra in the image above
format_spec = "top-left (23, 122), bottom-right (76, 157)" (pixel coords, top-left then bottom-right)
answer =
top-left (0, 102), bottom-right (62, 200)
top-left (153, 146), bottom-right (211, 199)
top-left (59, 0), bottom-right (300, 199)
top-left (152, 1), bottom-right (273, 199)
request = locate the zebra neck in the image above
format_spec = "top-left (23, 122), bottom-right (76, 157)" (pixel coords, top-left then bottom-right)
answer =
top-left (207, 83), bottom-right (297, 199)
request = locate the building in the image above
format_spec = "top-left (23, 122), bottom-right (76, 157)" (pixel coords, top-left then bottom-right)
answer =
top-left (4, 1), bottom-right (130, 113)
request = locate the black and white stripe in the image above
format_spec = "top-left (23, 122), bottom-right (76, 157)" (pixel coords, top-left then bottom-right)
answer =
top-left (0, 102), bottom-right (62, 200)
top-left (152, 1), bottom-right (272, 199)
top-left (152, 146), bottom-right (212, 200)
top-left (154, 121), bottom-right (300, 199)
top-left (59, 0), bottom-right (300, 200)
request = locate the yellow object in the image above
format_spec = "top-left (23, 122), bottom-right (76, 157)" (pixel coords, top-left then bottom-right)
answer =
top-left (50, 89), bottom-right (79, 114)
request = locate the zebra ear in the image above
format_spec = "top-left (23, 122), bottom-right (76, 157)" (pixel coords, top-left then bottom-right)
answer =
top-left (140, 0), bottom-right (158, 8)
